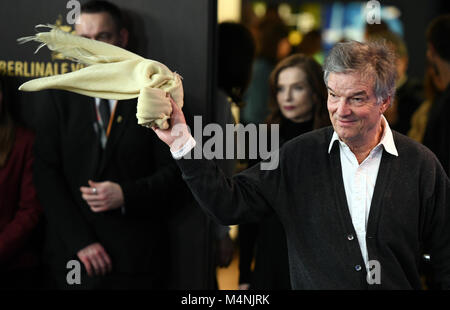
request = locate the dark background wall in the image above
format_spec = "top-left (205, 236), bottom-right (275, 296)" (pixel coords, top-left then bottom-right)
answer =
top-left (0, 0), bottom-right (218, 289)
top-left (0, 0), bottom-right (217, 126)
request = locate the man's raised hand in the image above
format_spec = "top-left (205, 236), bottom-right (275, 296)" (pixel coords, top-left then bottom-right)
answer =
top-left (152, 97), bottom-right (191, 152)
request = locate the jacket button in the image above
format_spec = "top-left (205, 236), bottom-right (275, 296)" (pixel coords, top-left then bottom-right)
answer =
top-left (355, 265), bottom-right (362, 271)
top-left (347, 234), bottom-right (354, 241)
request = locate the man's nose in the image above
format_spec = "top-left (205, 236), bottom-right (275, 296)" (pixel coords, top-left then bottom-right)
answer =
top-left (336, 100), bottom-right (351, 116)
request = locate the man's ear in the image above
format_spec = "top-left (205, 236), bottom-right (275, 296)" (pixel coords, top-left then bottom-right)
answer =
top-left (119, 28), bottom-right (129, 48)
top-left (380, 96), bottom-right (391, 114)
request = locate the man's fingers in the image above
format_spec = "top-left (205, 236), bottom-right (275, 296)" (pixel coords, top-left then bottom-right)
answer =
top-left (83, 197), bottom-right (105, 206)
top-left (80, 186), bottom-right (96, 194)
top-left (80, 186), bottom-right (104, 204)
top-left (90, 206), bottom-right (110, 213)
top-left (79, 256), bottom-right (93, 277)
top-left (82, 193), bottom-right (105, 201)
top-left (93, 255), bottom-right (107, 276)
top-left (88, 254), bottom-right (101, 276)
top-left (169, 97), bottom-right (179, 111)
top-left (77, 243), bottom-right (113, 276)
top-left (98, 250), bottom-right (113, 273)
top-left (170, 99), bottom-right (183, 120)
top-left (168, 97), bottom-right (186, 124)
top-left (90, 248), bottom-right (111, 275)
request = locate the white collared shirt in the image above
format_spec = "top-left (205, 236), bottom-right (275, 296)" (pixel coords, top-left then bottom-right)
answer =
top-left (328, 116), bottom-right (398, 266)
top-left (94, 98), bottom-right (117, 148)
top-left (94, 98), bottom-right (125, 215)
top-left (94, 98), bottom-right (117, 128)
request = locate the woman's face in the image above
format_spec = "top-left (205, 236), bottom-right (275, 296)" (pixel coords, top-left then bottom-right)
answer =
top-left (276, 66), bottom-right (314, 123)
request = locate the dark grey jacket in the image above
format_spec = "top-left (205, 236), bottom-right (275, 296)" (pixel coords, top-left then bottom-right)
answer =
top-left (177, 127), bottom-right (450, 289)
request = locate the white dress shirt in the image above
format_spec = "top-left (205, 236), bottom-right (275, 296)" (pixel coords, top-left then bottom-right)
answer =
top-left (94, 98), bottom-right (125, 214)
top-left (328, 116), bottom-right (398, 266)
top-left (94, 98), bottom-right (117, 148)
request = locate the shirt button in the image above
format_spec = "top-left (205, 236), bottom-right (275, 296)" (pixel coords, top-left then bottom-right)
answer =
top-left (347, 234), bottom-right (354, 241)
top-left (355, 265), bottom-right (362, 272)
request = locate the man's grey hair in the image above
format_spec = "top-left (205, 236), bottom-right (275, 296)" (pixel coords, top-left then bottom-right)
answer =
top-left (323, 40), bottom-right (397, 104)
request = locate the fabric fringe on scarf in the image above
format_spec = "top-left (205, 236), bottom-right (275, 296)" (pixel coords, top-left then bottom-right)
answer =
top-left (18, 24), bottom-right (183, 130)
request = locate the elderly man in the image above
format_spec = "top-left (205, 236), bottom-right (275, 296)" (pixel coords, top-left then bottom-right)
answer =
top-left (154, 40), bottom-right (450, 289)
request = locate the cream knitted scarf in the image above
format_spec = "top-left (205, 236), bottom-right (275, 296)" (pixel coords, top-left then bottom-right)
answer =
top-left (18, 25), bottom-right (183, 129)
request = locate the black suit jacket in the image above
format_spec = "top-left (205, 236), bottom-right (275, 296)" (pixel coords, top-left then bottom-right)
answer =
top-left (33, 90), bottom-right (181, 277)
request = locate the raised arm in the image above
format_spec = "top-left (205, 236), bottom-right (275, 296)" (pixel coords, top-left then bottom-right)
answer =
top-left (152, 99), bottom-right (280, 225)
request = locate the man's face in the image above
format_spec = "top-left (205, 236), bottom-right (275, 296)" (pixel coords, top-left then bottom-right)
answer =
top-left (75, 12), bottom-right (124, 47)
top-left (327, 72), bottom-right (389, 147)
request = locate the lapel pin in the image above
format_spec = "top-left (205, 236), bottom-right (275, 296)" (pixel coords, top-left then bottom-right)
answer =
top-left (117, 115), bottom-right (123, 123)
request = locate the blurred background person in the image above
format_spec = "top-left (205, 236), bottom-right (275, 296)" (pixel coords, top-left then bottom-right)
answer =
top-left (366, 30), bottom-right (424, 135)
top-left (211, 22), bottom-right (256, 288)
top-left (295, 29), bottom-right (323, 65)
top-left (238, 54), bottom-right (330, 290)
top-left (363, 20), bottom-right (390, 42)
top-left (422, 14), bottom-right (450, 176)
top-left (408, 60), bottom-right (445, 143)
top-left (0, 75), bottom-right (43, 290)
top-left (216, 22), bottom-right (255, 137)
top-left (240, 7), bottom-right (291, 127)
top-left (412, 15), bottom-right (450, 290)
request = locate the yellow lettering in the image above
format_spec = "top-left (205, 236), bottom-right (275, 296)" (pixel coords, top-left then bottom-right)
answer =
top-left (61, 62), bottom-right (68, 74)
top-left (70, 63), bottom-right (84, 71)
top-left (7, 61), bottom-right (14, 76)
top-left (0, 61), bottom-right (6, 74)
top-left (15, 61), bottom-right (23, 76)
top-left (23, 62), bottom-right (30, 77)
top-left (44, 62), bottom-right (53, 76)
top-left (35, 62), bottom-right (45, 77)
top-left (30, 62), bottom-right (35, 77)
top-left (54, 63), bottom-right (58, 75)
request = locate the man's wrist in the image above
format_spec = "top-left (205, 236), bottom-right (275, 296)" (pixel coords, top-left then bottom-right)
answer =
top-left (171, 135), bottom-right (196, 159)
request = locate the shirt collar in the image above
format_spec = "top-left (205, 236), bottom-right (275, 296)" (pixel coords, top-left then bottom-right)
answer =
top-left (95, 98), bottom-right (117, 106)
top-left (328, 115), bottom-right (398, 156)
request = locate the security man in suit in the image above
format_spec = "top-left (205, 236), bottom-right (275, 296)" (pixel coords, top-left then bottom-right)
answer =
top-left (34, 0), bottom-right (180, 289)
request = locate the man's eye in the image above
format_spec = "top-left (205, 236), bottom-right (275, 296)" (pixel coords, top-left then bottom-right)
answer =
top-left (97, 33), bottom-right (112, 40)
top-left (351, 97), bottom-right (363, 102)
top-left (329, 93), bottom-right (337, 97)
